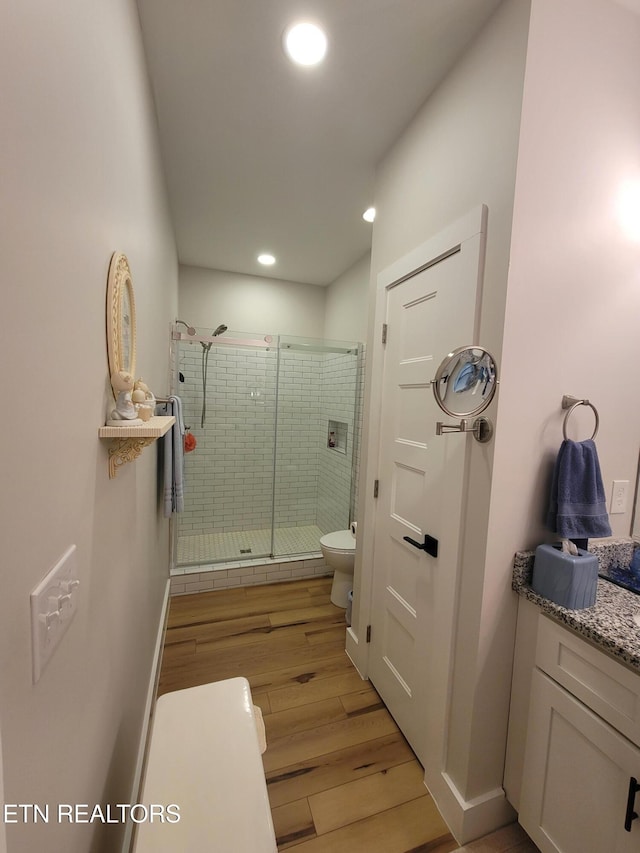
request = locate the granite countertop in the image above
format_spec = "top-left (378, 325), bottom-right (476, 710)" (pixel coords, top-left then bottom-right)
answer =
top-left (513, 538), bottom-right (640, 674)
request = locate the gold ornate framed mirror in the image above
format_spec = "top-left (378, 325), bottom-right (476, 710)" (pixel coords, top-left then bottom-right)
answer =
top-left (106, 252), bottom-right (137, 378)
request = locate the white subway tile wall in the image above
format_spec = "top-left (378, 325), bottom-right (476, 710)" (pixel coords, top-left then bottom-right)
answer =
top-left (351, 345), bottom-right (366, 523)
top-left (178, 342), bottom-right (278, 538)
top-left (174, 338), bottom-right (365, 587)
top-left (274, 349), bottom-right (324, 533)
top-left (316, 351), bottom-right (358, 535)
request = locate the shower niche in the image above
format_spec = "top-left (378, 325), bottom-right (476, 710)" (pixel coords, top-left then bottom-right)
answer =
top-left (327, 420), bottom-right (347, 454)
top-left (171, 328), bottom-right (362, 570)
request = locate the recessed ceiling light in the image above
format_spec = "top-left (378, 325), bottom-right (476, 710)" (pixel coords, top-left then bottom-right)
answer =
top-left (258, 253), bottom-right (276, 266)
top-left (362, 207), bottom-right (376, 223)
top-left (283, 22), bottom-right (327, 67)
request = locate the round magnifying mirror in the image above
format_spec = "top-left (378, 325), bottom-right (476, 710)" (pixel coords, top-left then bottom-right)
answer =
top-left (432, 345), bottom-right (498, 418)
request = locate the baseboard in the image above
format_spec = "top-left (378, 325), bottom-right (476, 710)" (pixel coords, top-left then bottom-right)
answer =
top-left (426, 769), bottom-right (516, 846)
top-left (345, 626), bottom-right (368, 678)
top-left (121, 579), bottom-right (171, 853)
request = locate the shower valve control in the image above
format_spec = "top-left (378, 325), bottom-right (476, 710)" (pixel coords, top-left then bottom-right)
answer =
top-left (30, 545), bottom-right (80, 683)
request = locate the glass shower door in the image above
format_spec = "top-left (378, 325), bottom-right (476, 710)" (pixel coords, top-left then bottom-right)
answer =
top-left (175, 331), bottom-right (278, 566)
top-left (272, 336), bottom-right (360, 559)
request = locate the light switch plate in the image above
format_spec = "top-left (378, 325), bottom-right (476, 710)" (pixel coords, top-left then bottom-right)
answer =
top-left (30, 545), bottom-right (80, 683)
top-left (611, 480), bottom-right (630, 515)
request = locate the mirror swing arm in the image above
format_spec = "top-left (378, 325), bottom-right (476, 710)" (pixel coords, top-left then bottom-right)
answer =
top-left (435, 417), bottom-right (494, 443)
top-left (431, 344), bottom-right (498, 444)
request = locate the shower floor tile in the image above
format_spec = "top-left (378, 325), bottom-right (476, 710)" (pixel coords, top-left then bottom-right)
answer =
top-left (177, 524), bottom-right (325, 566)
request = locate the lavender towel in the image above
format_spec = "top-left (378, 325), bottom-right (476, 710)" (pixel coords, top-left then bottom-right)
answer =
top-left (163, 395), bottom-right (185, 517)
top-left (547, 439), bottom-right (611, 539)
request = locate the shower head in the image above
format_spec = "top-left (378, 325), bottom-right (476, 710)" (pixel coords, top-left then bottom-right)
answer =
top-left (200, 324), bottom-right (226, 352)
top-left (175, 319), bottom-right (196, 335)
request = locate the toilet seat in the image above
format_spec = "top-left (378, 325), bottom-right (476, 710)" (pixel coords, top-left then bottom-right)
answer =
top-left (320, 530), bottom-right (355, 552)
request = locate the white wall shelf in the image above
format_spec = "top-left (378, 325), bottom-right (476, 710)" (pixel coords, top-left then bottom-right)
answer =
top-left (98, 416), bottom-right (175, 479)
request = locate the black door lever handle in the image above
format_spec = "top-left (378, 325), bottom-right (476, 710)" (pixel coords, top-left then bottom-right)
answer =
top-left (624, 776), bottom-right (640, 831)
top-left (403, 534), bottom-right (438, 558)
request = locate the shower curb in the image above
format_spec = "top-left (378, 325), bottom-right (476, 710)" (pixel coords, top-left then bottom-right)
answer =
top-left (170, 556), bottom-right (331, 595)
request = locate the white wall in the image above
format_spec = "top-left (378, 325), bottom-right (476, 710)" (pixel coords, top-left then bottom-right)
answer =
top-left (355, 0), bottom-right (640, 838)
top-left (179, 264), bottom-right (326, 337)
top-left (180, 252), bottom-right (371, 344)
top-left (323, 253), bottom-right (371, 343)
top-left (0, 2), bottom-right (177, 851)
top-left (351, 0), bottom-right (531, 839)
top-left (495, 0), bottom-right (640, 549)
top-left (490, 0), bottom-right (640, 792)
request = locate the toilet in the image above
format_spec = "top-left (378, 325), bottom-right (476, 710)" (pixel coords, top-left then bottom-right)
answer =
top-left (320, 529), bottom-right (356, 608)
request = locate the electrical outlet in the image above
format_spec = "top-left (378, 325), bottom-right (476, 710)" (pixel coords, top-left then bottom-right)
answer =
top-left (30, 545), bottom-right (80, 683)
top-left (610, 480), bottom-right (630, 515)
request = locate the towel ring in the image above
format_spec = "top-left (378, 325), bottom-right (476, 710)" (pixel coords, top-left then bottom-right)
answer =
top-left (561, 395), bottom-right (599, 441)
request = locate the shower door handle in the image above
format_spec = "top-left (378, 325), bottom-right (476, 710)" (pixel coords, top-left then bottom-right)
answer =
top-left (403, 534), bottom-right (438, 558)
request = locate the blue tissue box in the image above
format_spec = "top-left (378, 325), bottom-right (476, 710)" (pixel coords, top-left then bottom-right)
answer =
top-left (532, 544), bottom-right (598, 610)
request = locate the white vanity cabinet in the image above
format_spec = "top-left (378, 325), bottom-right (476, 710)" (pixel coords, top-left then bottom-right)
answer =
top-left (508, 600), bottom-right (640, 853)
top-left (520, 669), bottom-right (640, 852)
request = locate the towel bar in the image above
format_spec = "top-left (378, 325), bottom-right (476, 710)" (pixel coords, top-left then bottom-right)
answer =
top-left (561, 395), bottom-right (599, 440)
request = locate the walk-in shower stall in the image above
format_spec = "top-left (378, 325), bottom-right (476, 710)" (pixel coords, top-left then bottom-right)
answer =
top-left (170, 326), bottom-right (363, 570)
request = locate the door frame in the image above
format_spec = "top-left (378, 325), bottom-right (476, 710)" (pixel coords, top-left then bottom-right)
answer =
top-left (347, 204), bottom-right (487, 679)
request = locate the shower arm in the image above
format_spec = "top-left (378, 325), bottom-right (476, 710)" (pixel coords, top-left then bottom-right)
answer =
top-left (173, 320), bottom-right (196, 338)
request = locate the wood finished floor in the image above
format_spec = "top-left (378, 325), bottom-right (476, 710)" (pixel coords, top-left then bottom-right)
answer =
top-left (158, 576), bottom-right (458, 852)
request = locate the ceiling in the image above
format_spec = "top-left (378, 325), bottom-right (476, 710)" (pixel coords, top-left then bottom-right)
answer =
top-left (136, 0), bottom-right (503, 286)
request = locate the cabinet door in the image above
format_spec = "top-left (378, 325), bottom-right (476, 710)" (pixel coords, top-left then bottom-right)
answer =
top-left (520, 669), bottom-right (640, 853)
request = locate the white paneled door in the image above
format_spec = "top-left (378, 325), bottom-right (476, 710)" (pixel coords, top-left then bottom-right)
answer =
top-left (369, 207), bottom-right (486, 768)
